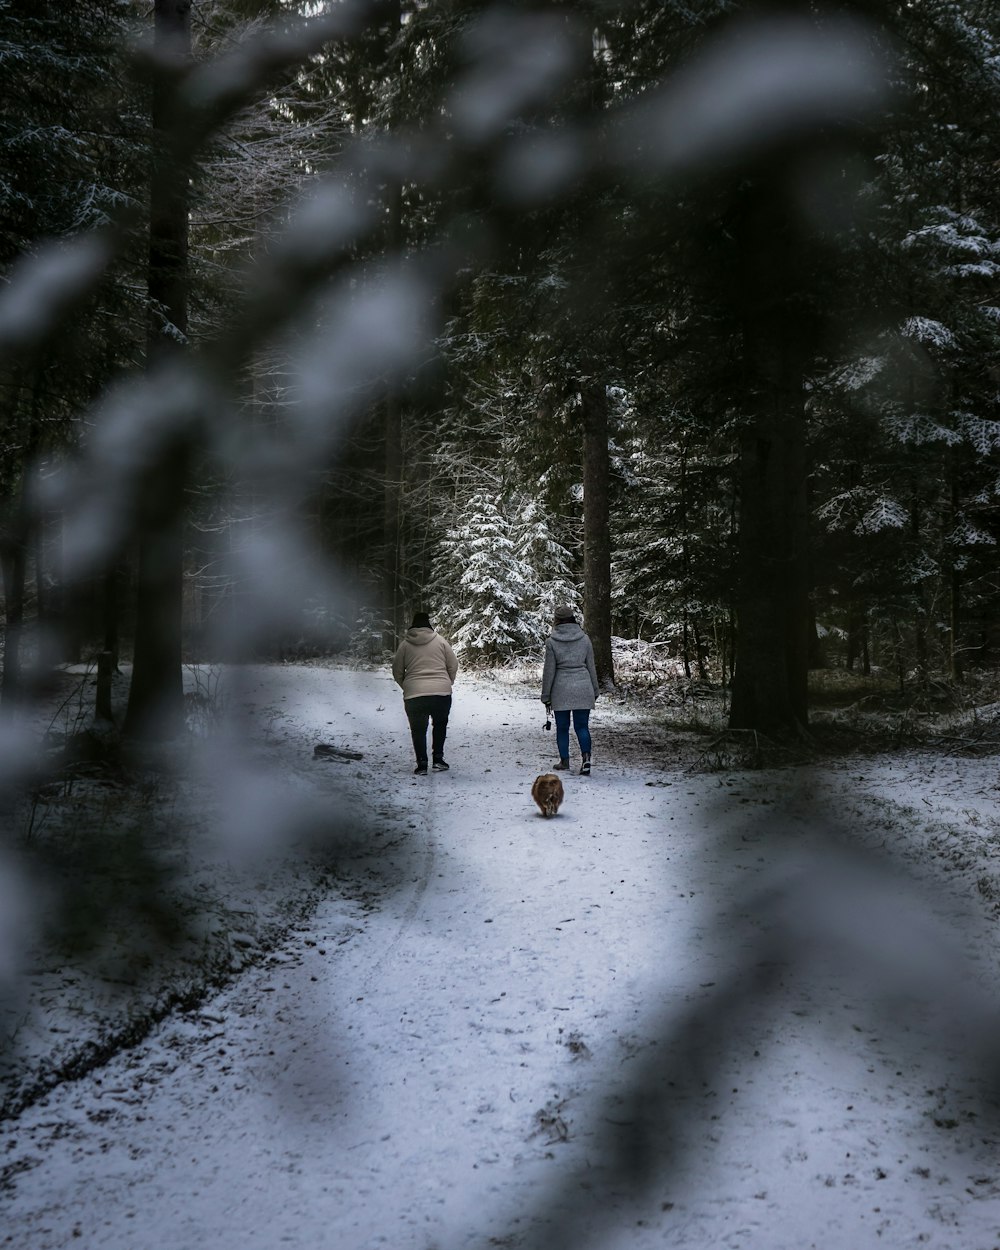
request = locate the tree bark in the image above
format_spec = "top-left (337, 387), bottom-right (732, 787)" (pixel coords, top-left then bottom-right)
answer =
top-left (807, 604), bottom-right (826, 669)
top-left (0, 492), bottom-right (28, 710)
top-left (1, 391), bottom-right (40, 708)
top-left (948, 473), bottom-right (963, 682)
top-left (846, 598), bottom-right (869, 674)
top-left (33, 503), bottom-right (46, 636)
top-left (31, 461), bottom-right (66, 674)
top-left (911, 501), bottom-right (928, 684)
top-left (729, 180), bottom-right (810, 735)
top-left (104, 560), bottom-right (125, 669)
top-left (382, 390), bottom-right (403, 648)
top-left (96, 651), bottom-right (115, 724)
top-left (123, 0), bottom-right (191, 741)
top-left (380, 0), bottom-right (404, 650)
top-left (54, 510), bottom-right (82, 665)
top-left (693, 620), bottom-right (708, 682)
top-left (580, 381), bottom-right (615, 689)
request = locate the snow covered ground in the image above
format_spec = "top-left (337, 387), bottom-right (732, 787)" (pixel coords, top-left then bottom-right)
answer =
top-left (3, 663), bottom-right (1000, 1249)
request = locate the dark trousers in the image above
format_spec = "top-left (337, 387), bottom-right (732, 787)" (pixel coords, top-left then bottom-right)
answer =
top-left (405, 694), bottom-right (452, 764)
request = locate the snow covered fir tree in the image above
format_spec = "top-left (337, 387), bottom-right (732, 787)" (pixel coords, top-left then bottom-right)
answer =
top-left (431, 490), bottom-right (578, 663)
top-left (433, 490), bottom-right (543, 663)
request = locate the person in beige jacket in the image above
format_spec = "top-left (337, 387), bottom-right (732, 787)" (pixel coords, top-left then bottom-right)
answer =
top-left (391, 612), bottom-right (459, 774)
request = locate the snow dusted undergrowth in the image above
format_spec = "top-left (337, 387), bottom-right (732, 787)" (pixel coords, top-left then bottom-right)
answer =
top-left (3, 663), bottom-right (1000, 1249)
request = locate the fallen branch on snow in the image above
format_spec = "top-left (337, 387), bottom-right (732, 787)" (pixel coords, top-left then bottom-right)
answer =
top-left (313, 742), bottom-right (364, 761)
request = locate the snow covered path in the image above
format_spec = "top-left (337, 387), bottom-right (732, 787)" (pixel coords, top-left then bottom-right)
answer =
top-left (4, 666), bottom-right (1000, 1249)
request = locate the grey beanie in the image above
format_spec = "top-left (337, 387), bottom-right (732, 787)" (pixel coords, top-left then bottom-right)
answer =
top-left (553, 605), bottom-right (575, 623)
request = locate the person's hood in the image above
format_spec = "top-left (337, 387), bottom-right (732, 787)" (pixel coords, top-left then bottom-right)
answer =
top-left (404, 626), bottom-right (437, 645)
top-left (550, 623), bottom-right (585, 642)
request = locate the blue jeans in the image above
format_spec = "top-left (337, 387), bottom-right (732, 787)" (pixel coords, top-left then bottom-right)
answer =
top-left (554, 709), bottom-right (591, 760)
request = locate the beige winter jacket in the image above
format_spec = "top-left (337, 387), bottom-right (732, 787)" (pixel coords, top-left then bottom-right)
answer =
top-left (392, 627), bottom-right (458, 699)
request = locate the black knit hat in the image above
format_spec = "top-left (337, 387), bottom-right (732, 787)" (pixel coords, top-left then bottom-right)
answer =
top-left (411, 611), bottom-right (432, 629)
top-left (553, 605), bottom-right (575, 623)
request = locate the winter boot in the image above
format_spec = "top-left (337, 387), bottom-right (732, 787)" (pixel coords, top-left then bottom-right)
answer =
top-left (432, 758), bottom-right (450, 772)
top-left (554, 758), bottom-right (570, 770)
top-left (580, 753), bottom-right (591, 776)
top-left (414, 761), bottom-right (428, 775)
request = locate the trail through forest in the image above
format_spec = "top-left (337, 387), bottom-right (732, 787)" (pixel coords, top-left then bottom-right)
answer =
top-left (3, 666), bottom-right (1000, 1250)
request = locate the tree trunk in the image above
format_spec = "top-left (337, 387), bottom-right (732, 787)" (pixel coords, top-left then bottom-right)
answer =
top-left (1, 395), bottom-right (39, 708)
top-left (124, 458), bottom-right (188, 740)
top-left (580, 381), bottom-right (615, 689)
top-left (28, 461), bottom-right (66, 675)
top-left (894, 617), bottom-right (906, 694)
top-left (382, 391), bottom-right (403, 649)
top-left (693, 620), bottom-right (708, 682)
top-left (104, 561), bottom-right (124, 669)
top-left (911, 502), bottom-right (928, 684)
top-left (54, 509), bottom-right (82, 664)
top-left (949, 567), bottom-right (962, 683)
top-left (914, 595), bottom-right (928, 684)
top-left (729, 181), bottom-right (810, 735)
top-left (807, 604), bottom-right (826, 669)
top-left (96, 651), bottom-right (115, 724)
top-left (123, 0), bottom-right (191, 741)
top-left (948, 473), bottom-right (963, 683)
top-left (33, 504), bottom-right (46, 636)
top-left (846, 595), bottom-right (871, 676)
top-left (380, 0), bottom-right (404, 650)
top-left (0, 504), bottom-right (27, 710)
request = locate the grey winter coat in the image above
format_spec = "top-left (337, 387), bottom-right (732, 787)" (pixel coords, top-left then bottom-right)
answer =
top-left (540, 623), bottom-right (600, 712)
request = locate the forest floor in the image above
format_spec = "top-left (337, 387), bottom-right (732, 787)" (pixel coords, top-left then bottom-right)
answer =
top-left (3, 660), bottom-right (1000, 1249)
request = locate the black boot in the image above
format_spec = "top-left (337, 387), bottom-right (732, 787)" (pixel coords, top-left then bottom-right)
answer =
top-left (554, 757), bottom-right (570, 770)
top-left (580, 753), bottom-right (591, 776)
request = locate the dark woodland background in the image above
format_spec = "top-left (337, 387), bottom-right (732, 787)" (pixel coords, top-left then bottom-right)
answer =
top-left (0, 0), bottom-right (998, 746)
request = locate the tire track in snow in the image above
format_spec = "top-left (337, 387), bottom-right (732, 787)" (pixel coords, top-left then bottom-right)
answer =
top-left (359, 788), bottom-right (437, 993)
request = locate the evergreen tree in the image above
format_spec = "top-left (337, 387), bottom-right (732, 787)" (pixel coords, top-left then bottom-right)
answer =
top-left (614, 400), bottom-right (736, 679)
top-left (512, 496), bottom-right (578, 626)
top-left (806, 0), bottom-right (1000, 683)
top-left (0, 0), bottom-right (147, 699)
top-left (434, 491), bottom-right (542, 663)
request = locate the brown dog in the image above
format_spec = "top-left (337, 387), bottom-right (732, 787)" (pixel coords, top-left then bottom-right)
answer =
top-left (531, 773), bottom-right (564, 818)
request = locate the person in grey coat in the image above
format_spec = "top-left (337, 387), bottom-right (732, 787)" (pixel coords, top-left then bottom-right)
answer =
top-left (540, 605), bottom-right (600, 775)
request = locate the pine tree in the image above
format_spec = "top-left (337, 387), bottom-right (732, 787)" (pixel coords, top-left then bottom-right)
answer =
top-left (0, 0), bottom-right (147, 700)
top-left (806, 0), bottom-right (1000, 682)
top-left (512, 496), bottom-right (578, 627)
top-left (434, 491), bottom-right (542, 664)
